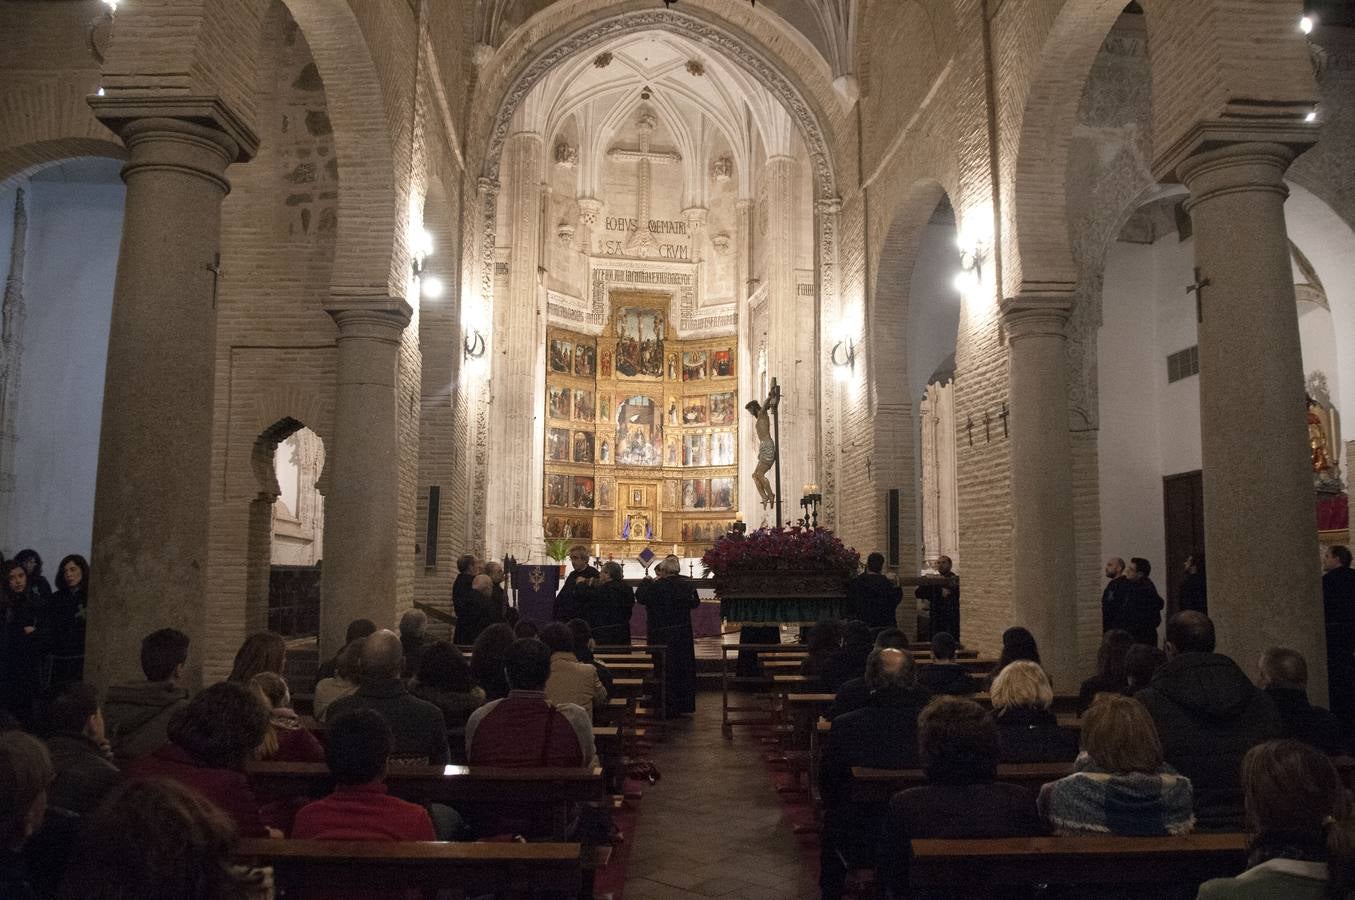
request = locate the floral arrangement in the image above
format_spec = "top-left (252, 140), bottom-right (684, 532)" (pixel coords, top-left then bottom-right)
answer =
top-left (701, 526), bottom-right (860, 578)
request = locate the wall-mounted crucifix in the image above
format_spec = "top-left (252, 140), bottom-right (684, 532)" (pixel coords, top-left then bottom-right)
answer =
top-left (606, 111), bottom-right (682, 258)
top-left (999, 402), bottom-right (1009, 438)
top-left (1186, 267), bottom-right (1210, 324)
top-left (965, 416), bottom-right (974, 447)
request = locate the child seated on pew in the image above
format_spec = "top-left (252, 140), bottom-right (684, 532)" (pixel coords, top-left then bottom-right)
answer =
top-left (292, 709), bottom-right (437, 843)
top-left (1038, 693), bottom-right (1195, 836)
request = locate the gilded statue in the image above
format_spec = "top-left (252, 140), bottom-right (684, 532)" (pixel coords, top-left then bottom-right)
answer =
top-left (1308, 394), bottom-right (1333, 474)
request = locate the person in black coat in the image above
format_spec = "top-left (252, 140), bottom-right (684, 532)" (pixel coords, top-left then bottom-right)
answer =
top-left (1120, 557), bottom-right (1164, 646)
top-left (1178, 553), bottom-right (1208, 615)
top-left (914, 631), bottom-right (977, 697)
top-left (577, 561), bottom-right (634, 646)
top-left (828, 628), bottom-right (910, 719)
top-left (553, 546), bottom-right (598, 622)
top-left (453, 575), bottom-right (505, 647)
top-left (989, 660), bottom-right (1078, 763)
top-left (914, 555), bottom-right (960, 642)
top-left (1100, 556), bottom-right (1130, 634)
top-left (43, 555), bottom-right (90, 689)
top-left (1, 560), bottom-right (43, 726)
top-left (822, 620), bottom-right (874, 693)
top-left (1257, 646), bottom-right (1347, 755)
top-left (636, 556), bottom-right (700, 716)
top-left (13, 551), bottom-right (50, 602)
top-left (1322, 544), bottom-right (1355, 732)
top-left (1138, 612), bottom-right (1282, 830)
top-left (877, 696), bottom-right (1047, 898)
top-left (818, 648), bottom-right (931, 900)
top-left (450, 553), bottom-right (481, 634)
top-left (845, 553), bottom-right (902, 629)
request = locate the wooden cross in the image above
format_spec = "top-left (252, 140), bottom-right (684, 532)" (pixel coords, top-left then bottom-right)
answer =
top-left (983, 411), bottom-right (992, 443)
top-left (207, 252), bottom-right (223, 309)
top-left (998, 402), bottom-right (1009, 438)
top-left (965, 416), bottom-right (974, 447)
top-left (1186, 267), bottom-right (1210, 323)
top-left (606, 112), bottom-right (681, 258)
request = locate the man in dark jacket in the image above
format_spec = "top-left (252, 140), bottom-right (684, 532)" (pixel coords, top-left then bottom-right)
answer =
top-left (576, 561), bottom-right (634, 646)
top-left (44, 683), bottom-right (119, 815)
top-left (1322, 544), bottom-right (1355, 731)
top-left (553, 546), bottom-right (599, 622)
top-left (818, 648), bottom-right (931, 900)
top-left (1100, 556), bottom-right (1130, 633)
top-left (915, 631), bottom-right (977, 696)
top-left (1138, 612), bottom-right (1282, 830)
top-left (1120, 557), bottom-right (1164, 645)
top-left (454, 575), bottom-right (504, 646)
top-left (104, 628), bottom-right (191, 764)
top-left (845, 553), bottom-right (902, 629)
top-left (325, 630), bottom-right (450, 765)
top-left (1257, 646), bottom-right (1346, 755)
top-left (915, 556), bottom-right (960, 641)
top-left (636, 557), bottom-right (700, 716)
top-left (828, 628), bottom-right (909, 720)
top-left (313, 618), bottom-right (377, 688)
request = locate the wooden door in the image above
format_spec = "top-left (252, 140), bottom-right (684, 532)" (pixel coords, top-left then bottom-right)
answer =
top-left (1162, 470), bottom-right (1205, 613)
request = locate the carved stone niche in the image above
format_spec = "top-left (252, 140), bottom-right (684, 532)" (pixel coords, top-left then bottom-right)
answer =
top-left (712, 155), bottom-right (733, 182)
top-left (554, 141), bottom-right (578, 169)
top-left (557, 222), bottom-right (576, 247)
top-left (710, 232), bottom-right (731, 256)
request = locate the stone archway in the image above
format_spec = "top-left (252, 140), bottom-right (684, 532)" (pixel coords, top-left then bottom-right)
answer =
top-left (465, 5), bottom-right (846, 548)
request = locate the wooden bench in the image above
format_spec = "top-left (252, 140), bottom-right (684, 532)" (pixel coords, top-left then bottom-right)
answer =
top-left (850, 762), bottom-right (1073, 802)
top-left (236, 838), bottom-right (583, 898)
top-left (245, 762), bottom-right (606, 806)
top-left (908, 834), bottom-right (1248, 890)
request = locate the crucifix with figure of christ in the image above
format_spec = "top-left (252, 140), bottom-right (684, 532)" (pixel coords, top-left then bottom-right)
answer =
top-left (607, 111), bottom-right (682, 258)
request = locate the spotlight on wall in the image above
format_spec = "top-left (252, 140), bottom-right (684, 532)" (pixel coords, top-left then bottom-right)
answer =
top-left (1306, 109), bottom-right (1319, 123)
top-left (1300, 14), bottom-right (1315, 34)
top-left (464, 329), bottom-right (487, 360)
top-left (421, 275), bottom-right (444, 299)
top-left (953, 269), bottom-right (980, 296)
top-left (829, 337), bottom-right (855, 382)
top-left (102, 0), bottom-right (118, 10)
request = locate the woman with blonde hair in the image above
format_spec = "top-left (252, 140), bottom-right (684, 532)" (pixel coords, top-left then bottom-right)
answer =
top-left (1197, 739), bottom-right (1355, 899)
top-left (249, 671), bottom-right (323, 763)
top-left (989, 659), bottom-right (1079, 763)
top-left (1038, 693), bottom-right (1194, 835)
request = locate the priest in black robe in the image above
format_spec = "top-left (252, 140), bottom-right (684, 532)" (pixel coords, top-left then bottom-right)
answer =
top-left (637, 555), bottom-right (701, 716)
top-left (914, 555), bottom-right (960, 642)
top-left (578, 561), bottom-right (635, 646)
top-left (1323, 544), bottom-right (1355, 730)
top-left (846, 552), bottom-right (902, 629)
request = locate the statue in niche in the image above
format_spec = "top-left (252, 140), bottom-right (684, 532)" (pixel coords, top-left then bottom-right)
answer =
top-left (1308, 371), bottom-right (1344, 491)
top-left (1309, 396), bottom-right (1333, 474)
top-left (667, 354), bottom-right (678, 380)
top-left (554, 142), bottom-right (578, 169)
top-left (601, 351), bottom-right (612, 378)
top-left (712, 156), bottom-right (733, 182)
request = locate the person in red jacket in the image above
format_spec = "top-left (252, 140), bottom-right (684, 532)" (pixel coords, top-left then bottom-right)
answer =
top-left (292, 708), bottom-right (436, 842)
top-left (125, 681), bottom-right (276, 838)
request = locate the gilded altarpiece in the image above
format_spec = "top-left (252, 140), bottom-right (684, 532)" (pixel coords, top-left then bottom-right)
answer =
top-left (544, 291), bottom-right (738, 552)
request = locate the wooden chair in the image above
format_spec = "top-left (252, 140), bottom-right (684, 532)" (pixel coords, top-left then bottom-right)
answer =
top-left (235, 838), bottom-right (583, 899)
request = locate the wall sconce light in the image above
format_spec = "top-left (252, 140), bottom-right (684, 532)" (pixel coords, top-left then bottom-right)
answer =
top-left (830, 337), bottom-right (855, 382)
top-left (954, 211), bottom-right (993, 296)
top-left (421, 275), bottom-right (444, 299)
top-left (411, 227), bottom-right (434, 277)
top-left (464, 329), bottom-right (486, 360)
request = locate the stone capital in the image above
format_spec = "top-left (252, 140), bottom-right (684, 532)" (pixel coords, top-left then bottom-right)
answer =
top-left (89, 94), bottom-right (259, 162)
top-left (1176, 141), bottom-right (1299, 212)
top-left (1152, 118), bottom-right (1316, 186)
top-left (577, 197), bottom-right (603, 227)
top-left (325, 298), bottom-right (413, 342)
top-left (1000, 293), bottom-right (1073, 340)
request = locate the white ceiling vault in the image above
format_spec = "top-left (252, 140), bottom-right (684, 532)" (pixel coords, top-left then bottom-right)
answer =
top-left (477, 0), bottom-right (858, 83)
top-left (516, 31), bottom-right (800, 204)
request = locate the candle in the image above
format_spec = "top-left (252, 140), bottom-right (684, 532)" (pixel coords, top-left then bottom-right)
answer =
top-left (672, 543), bottom-right (679, 556)
top-left (593, 542), bottom-right (600, 557)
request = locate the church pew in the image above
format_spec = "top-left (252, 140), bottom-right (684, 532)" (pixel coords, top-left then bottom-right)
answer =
top-left (907, 834), bottom-right (1248, 890)
top-left (849, 762), bottom-right (1073, 802)
top-left (245, 761), bottom-right (606, 806)
top-left (235, 838), bottom-right (583, 898)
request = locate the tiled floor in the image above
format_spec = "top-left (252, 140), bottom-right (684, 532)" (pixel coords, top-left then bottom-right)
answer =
top-left (623, 695), bottom-right (819, 900)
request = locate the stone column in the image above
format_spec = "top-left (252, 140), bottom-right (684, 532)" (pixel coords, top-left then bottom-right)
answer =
top-left (763, 156), bottom-right (807, 523)
top-left (486, 131), bottom-right (544, 559)
top-left (1173, 138), bottom-right (1326, 699)
top-left (1000, 294), bottom-right (1079, 690)
top-left (321, 300), bottom-right (411, 655)
top-left (84, 105), bottom-right (257, 689)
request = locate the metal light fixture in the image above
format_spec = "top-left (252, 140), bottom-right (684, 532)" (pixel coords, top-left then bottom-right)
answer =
top-left (830, 337), bottom-right (855, 382)
top-left (464, 329), bottom-right (486, 360)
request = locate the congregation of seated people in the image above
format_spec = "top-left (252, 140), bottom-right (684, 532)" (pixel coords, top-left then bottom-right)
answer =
top-left (0, 541), bottom-right (634, 899)
top-left (809, 598), bottom-right (1355, 900)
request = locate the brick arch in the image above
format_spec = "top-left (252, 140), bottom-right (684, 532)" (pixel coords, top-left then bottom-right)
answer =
top-left (0, 139), bottom-right (126, 188)
top-left (1004, 0), bottom-right (1146, 301)
top-left (245, 385), bottom-right (334, 497)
